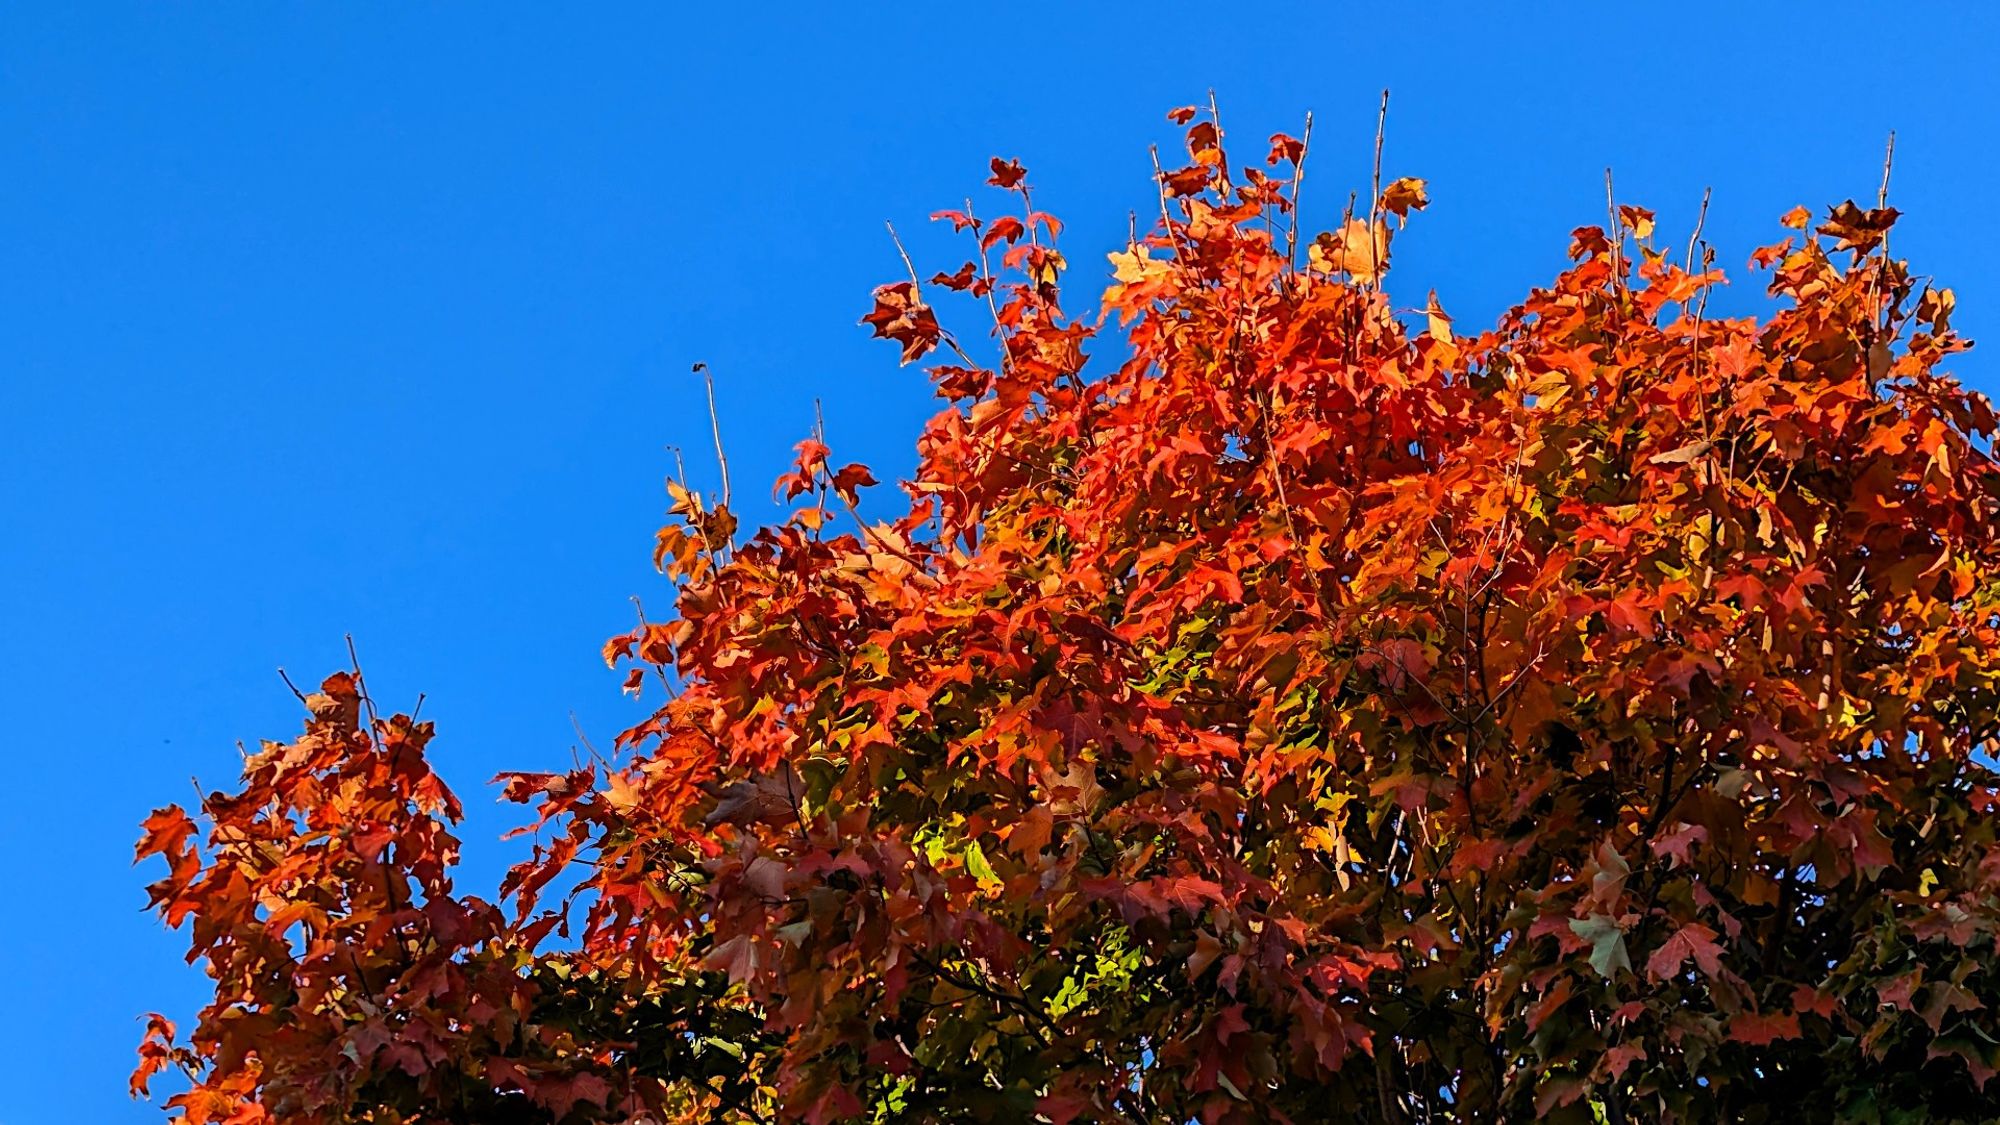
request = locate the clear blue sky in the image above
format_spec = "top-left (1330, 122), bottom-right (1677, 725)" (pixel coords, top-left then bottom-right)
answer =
top-left (3, 5), bottom-right (1995, 1120)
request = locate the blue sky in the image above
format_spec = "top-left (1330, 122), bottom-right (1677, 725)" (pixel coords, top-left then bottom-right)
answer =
top-left (2, 4), bottom-right (1995, 1120)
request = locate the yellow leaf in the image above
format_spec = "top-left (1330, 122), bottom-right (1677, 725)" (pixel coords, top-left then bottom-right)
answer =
top-left (1031, 250), bottom-right (1067, 286)
top-left (1310, 218), bottom-right (1392, 283)
top-left (604, 772), bottom-right (641, 813)
top-left (1425, 289), bottom-right (1454, 342)
top-left (1378, 176), bottom-right (1429, 222)
top-left (1107, 247), bottom-right (1168, 285)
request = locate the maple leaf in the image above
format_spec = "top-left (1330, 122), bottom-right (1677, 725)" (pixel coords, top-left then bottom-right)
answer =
top-left (860, 281), bottom-right (941, 364)
top-left (1378, 176), bottom-right (1428, 222)
top-left (1309, 218), bottom-right (1391, 283)
top-left (1617, 203), bottom-right (1655, 240)
top-left (135, 806), bottom-right (196, 863)
top-left (986, 156), bottom-right (1027, 189)
top-left (1729, 1011), bottom-right (1802, 1046)
top-left (981, 215), bottom-right (1026, 250)
top-left (130, 1014), bottom-right (178, 1097)
top-left (1649, 821), bottom-right (1707, 867)
top-left (1570, 915), bottom-right (1631, 979)
top-left (1424, 289), bottom-right (1453, 342)
top-left (1161, 164), bottom-right (1210, 197)
top-left (704, 933), bottom-right (759, 983)
top-left (1921, 980), bottom-right (1984, 1034)
top-left (1928, 1036), bottom-right (2000, 1090)
top-left (535, 1072), bottom-right (612, 1120)
top-left (703, 766), bottom-right (803, 828)
top-left (931, 209), bottom-right (979, 233)
top-left (1602, 1041), bottom-right (1647, 1081)
top-left (1526, 977), bottom-right (1574, 1033)
top-left (1107, 247), bottom-right (1165, 285)
top-left (1817, 200), bottom-right (1899, 253)
top-left (830, 462), bottom-right (877, 504)
top-left (1645, 922), bottom-right (1724, 981)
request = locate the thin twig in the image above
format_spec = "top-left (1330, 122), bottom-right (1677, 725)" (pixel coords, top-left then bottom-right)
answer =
top-left (1148, 145), bottom-right (1192, 269)
top-left (629, 596), bottom-right (679, 699)
top-left (692, 362), bottom-right (732, 511)
top-left (809, 397), bottom-right (834, 541)
top-left (1877, 130), bottom-right (1896, 209)
top-left (1260, 400), bottom-right (1320, 601)
top-left (1684, 187), bottom-right (1712, 277)
top-left (277, 667), bottom-right (309, 706)
top-left (966, 197), bottom-right (1003, 325)
top-left (1679, 186), bottom-right (1712, 327)
top-left (885, 220), bottom-right (922, 288)
top-left (1367, 89), bottom-right (1390, 293)
top-left (1205, 88), bottom-right (1229, 192)
top-left (886, 220), bottom-right (983, 368)
top-left (1287, 110), bottom-right (1314, 272)
top-left (569, 712), bottom-right (607, 769)
top-left (344, 634), bottom-right (381, 740)
top-left (1863, 130), bottom-right (1899, 334)
top-left (1604, 168), bottom-right (1623, 295)
top-left (1370, 89), bottom-right (1389, 223)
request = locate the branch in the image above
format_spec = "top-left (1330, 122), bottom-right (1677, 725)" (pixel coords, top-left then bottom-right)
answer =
top-left (1286, 110), bottom-right (1314, 272)
top-left (692, 362), bottom-right (733, 513)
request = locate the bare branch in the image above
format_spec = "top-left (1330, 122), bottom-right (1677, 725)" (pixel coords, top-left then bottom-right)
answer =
top-left (1878, 130), bottom-right (1897, 209)
top-left (1287, 110), bottom-right (1314, 272)
top-left (884, 220), bottom-right (922, 289)
top-left (692, 362), bottom-right (732, 511)
top-left (1369, 89), bottom-right (1389, 224)
top-left (1606, 168), bottom-right (1621, 291)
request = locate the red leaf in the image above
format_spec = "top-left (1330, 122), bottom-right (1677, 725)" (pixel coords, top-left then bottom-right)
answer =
top-left (135, 805), bottom-right (196, 863)
top-left (1645, 922), bottom-right (1724, 982)
top-left (860, 281), bottom-right (941, 364)
top-left (981, 215), bottom-right (1026, 251)
top-left (986, 156), bottom-right (1026, 189)
top-left (1728, 1012), bottom-right (1801, 1046)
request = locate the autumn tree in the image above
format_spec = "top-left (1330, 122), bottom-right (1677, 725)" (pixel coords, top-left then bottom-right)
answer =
top-left (136, 103), bottom-right (2000, 1123)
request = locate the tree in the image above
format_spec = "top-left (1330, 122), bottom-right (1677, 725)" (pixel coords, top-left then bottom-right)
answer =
top-left (136, 103), bottom-right (2000, 1124)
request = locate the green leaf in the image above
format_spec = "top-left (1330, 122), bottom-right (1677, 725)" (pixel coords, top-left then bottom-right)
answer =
top-left (1570, 915), bottom-right (1630, 978)
top-left (964, 839), bottom-right (1002, 892)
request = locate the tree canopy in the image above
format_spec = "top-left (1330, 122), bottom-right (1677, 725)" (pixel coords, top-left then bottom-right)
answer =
top-left (136, 104), bottom-right (2000, 1123)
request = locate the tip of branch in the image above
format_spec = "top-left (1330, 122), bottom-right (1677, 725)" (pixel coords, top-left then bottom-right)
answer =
top-left (1878, 130), bottom-right (1897, 208)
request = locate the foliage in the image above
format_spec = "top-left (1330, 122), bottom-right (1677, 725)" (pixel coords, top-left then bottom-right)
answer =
top-left (136, 104), bottom-right (2000, 1123)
